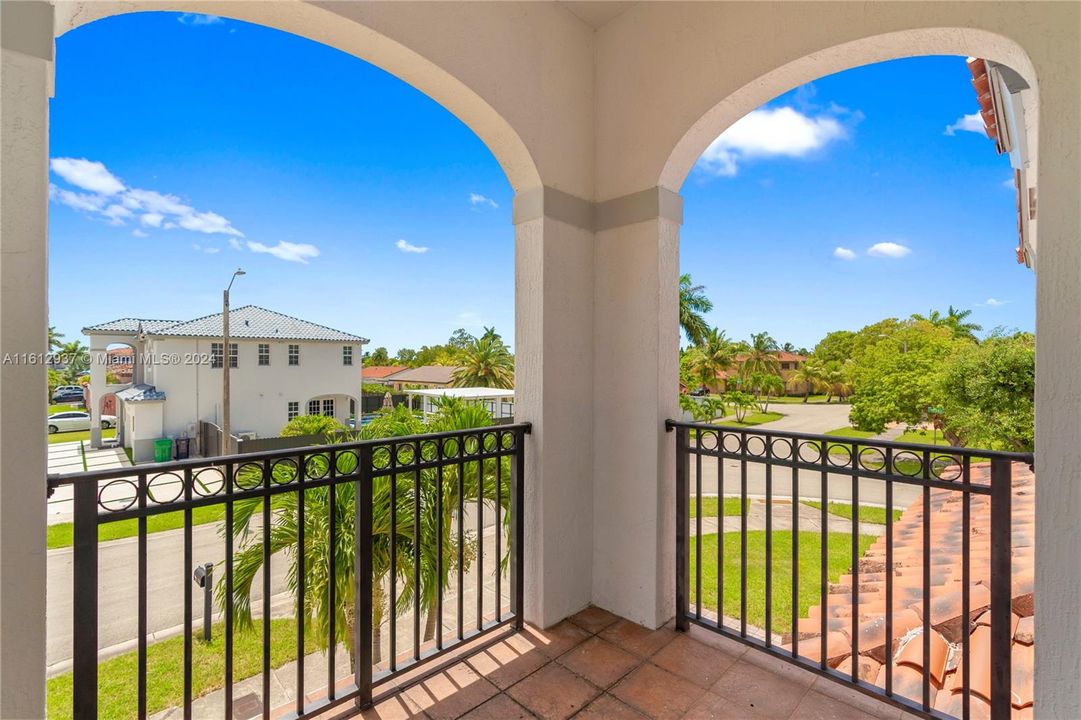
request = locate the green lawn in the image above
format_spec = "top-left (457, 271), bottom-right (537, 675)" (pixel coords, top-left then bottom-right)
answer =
top-left (688, 531), bottom-right (875, 634)
top-left (809, 426), bottom-right (878, 456)
top-left (48, 403), bottom-right (82, 414)
top-left (48, 428), bottom-right (116, 444)
top-left (716, 411), bottom-right (784, 428)
top-left (895, 428), bottom-right (950, 446)
top-left (47, 618), bottom-right (318, 720)
top-left (47, 506), bottom-right (226, 550)
top-left (689, 497), bottom-right (748, 518)
top-left (769, 395), bottom-right (846, 405)
top-left (803, 501), bottom-right (902, 524)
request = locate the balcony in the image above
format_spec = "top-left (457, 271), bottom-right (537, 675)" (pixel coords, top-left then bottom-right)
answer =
top-left (48, 422), bottom-right (1031, 719)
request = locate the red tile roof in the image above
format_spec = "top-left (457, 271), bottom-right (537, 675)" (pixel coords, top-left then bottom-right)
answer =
top-left (786, 461), bottom-right (1035, 716)
top-left (362, 365), bottom-right (407, 379)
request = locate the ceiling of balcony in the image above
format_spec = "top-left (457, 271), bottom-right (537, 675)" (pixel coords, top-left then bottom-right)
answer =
top-left (560, 2), bottom-right (637, 29)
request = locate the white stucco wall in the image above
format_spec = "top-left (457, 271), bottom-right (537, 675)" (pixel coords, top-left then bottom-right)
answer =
top-left (2, 2), bottom-right (1077, 717)
top-left (143, 337), bottom-right (362, 439)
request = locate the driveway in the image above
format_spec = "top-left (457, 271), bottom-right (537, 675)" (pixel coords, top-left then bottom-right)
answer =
top-left (751, 402), bottom-right (851, 435)
top-left (47, 443), bottom-right (133, 525)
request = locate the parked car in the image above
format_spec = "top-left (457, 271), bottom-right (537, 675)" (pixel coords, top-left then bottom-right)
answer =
top-left (51, 386), bottom-right (85, 404)
top-left (47, 411), bottom-right (116, 434)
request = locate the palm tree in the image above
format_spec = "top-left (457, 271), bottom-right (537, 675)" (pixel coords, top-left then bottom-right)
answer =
top-left (821, 361), bottom-right (846, 403)
top-left (752, 373), bottom-right (785, 413)
top-left (224, 402), bottom-right (508, 668)
top-left (48, 325), bottom-right (64, 351)
top-left (679, 273), bottom-right (713, 346)
top-left (781, 342), bottom-right (796, 353)
top-left (451, 333), bottom-right (514, 388)
top-left (787, 363), bottom-right (824, 402)
top-left (911, 306), bottom-right (982, 341)
top-left (58, 339), bottom-right (89, 382)
top-left (740, 332), bottom-right (780, 379)
top-left (689, 328), bottom-right (734, 391)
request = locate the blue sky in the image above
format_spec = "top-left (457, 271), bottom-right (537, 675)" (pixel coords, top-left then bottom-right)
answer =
top-left (49, 13), bottom-right (1032, 354)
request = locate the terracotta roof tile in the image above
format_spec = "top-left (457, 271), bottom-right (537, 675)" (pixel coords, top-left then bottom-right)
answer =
top-left (794, 461), bottom-right (1035, 714)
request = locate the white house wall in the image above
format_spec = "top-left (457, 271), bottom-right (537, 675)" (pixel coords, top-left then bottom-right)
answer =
top-left (143, 337), bottom-right (362, 440)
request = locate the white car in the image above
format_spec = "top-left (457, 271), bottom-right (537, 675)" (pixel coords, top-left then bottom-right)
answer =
top-left (47, 411), bottom-right (116, 434)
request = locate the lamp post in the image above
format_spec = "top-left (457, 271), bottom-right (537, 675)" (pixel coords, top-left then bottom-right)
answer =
top-left (222, 268), bottom-right (245, 454)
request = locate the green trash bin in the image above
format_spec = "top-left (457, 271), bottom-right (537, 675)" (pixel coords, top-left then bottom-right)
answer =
top-left (153, 438), bottom-right (173, 463)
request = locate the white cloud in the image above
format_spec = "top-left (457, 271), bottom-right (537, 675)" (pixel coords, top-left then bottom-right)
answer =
top-left (698, 106), bottom-right (849, 176)
top-left (50, 158), bottom-right (244, 238)
top-left (132, 229), bottom-right (149, 238)
top-left (396, 239), bottom-right (429, 254)
top-left (192, 244), bottom-right (222, 255)
top-left (50, 158), bottom-right (125, 195)
top-left (1003, 177), bottom-right (1016, 190)
top-left (246, 240), bottom-right (320, 264)
top-left (944, 112), bottom-right (985, 136)
top-left (980, 298), bottom-right (1009, 307)
top-left (833, 247), bottom-right (857, 261)
top-left (228, 238), bottom-right (244, 251)
top-left (867, 242), bottom-right (911, 258)
top-left (178, 13), bottom-right (223, 25)
top-left (469, 192), bottom-right (498, 209)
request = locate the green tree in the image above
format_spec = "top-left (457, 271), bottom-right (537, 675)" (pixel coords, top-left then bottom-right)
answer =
top-left (751, 373), bottom-right (785, 413)
top-left (787, 363), bottom-right (824, 402)
top-left (936, 332), bottom-right (1034, 450)
top-left (395, 348), bottom-right (418, 365)
top-left (689, 328), bottom-right (735, 392)
top-left (848, 322), bottom-right (960, 432)
top-left (678, 393), bottom-right (726, 422)
top-left (912, 306), bottom-right (982, 341)
top-left (679, 273), bottom-right (713, 346)
top-left (724, 391), bottom-right (756, 423)
top-left (740, 332), bottom-right (780, 379)
top-left (812, 330), bottom-right (856, 364)
top-left (58, 340), bottom-right (89, 383)
top-left (280, 414), bottom-right (347, 437)
top-left (447, 328), bottom-right (476, 351)
top-left (451, 332), bottom-right (514, 388)
top-left (365, 347), bottom-right (391, 366)
top-left (48, 325), bottom-right (65, 351)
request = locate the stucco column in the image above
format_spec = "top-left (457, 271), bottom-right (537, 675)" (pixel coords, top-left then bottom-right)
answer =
top-left (1032, 47), bottom-right (1081, 718)
top-left (591, 187), bottom-right (681, 628)
top-left (0, 2), bottom-right (52, 715)
top-left (514, 187), bottom-right (595, 627)
top-left (89, 346), bottom-right (107, 446)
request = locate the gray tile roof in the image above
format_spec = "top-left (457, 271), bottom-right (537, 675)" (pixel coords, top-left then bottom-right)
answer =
top-left (382, 365), bottom-right (461, 385)
top-left (84, 306), bottom-right (367, 343)
top-left (115, 384), bottom-right (167, 402)
top-left (83, 318), bottom-right (181, 335)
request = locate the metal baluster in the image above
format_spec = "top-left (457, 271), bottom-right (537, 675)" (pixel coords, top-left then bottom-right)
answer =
top-left (922, 450), bottom-right (931, 712)
top-left (261, 460), bottom-right (271, 720)
top-left (819, 441), bottom-right (829, 671)
top-left (884, 448), bottom-right (893, 697)
top-left (389, 443), bottom-right (398, 670)
top-left (765, 436), bottom-right (772, 646)
top-left (327, 452), bottom-right (337, 699)
top-left (989, 459), bottom-right (1013, 720)
top-left (72, 478), bottom-right (99, 719)
top-left (695, 429), bottom-right (702, 620)
top-left (184, 469), bottom-right (194, 720)
top-left (296, 453), bottom-right (306, 716)
top-left (138, 474), bottom-right (148, 720)
top-left (511, 430), bottom-right (525, 631)
top-left (495, 439), bottom-right (502, 622)
top-left (225, 462), bottom-right (235, 719)
top-left (717, 432), bottom-right (724, 625)
top-left (457, 448), bottom-right (465, 641)
top-left (357, 445), bottom-right (374, 709)
top-left (477, 439), bottom-right (484, 632)
top-left (740, 431), bottom-right (748, 638)
top-left (962, 455), bottom-right (971, 720)
top-left (675, 425), bottom-right (689, 631)
top-left (413, 442), bottom-right (421, 661)
top-left (791, 441), bottom-right (799, 660)
top-left (436, 457), bottom-right (445, 648)
top-left (850, 442), bottom-right (859, 680)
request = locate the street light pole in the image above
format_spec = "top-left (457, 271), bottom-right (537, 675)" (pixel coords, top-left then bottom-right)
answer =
top-left (222, 268), bottom-right (245, 454)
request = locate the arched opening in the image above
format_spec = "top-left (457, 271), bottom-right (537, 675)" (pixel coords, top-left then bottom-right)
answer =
top-left (666, 34), bottom-right (1039, 717)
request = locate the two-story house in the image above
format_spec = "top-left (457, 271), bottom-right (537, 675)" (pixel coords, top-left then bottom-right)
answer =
top-left (84, 306), bottom-right (367, 460)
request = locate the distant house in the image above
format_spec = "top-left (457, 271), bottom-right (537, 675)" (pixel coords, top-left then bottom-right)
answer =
top-left (84, 305), bottom-right (367, 460)
top-left (382, 365), bottom-right (461, 391)
top-left (362, 365), bottom-right (407, 385)
top-left (106, 347), bottom-right (134, 384)
top-left (714, 351), bottom-right (810, 395)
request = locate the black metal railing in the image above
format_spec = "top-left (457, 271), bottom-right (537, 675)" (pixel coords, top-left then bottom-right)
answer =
top-left (49, 423), bottom-right (529, 719)
top-left (667, 420), bottom-right (1032, 720)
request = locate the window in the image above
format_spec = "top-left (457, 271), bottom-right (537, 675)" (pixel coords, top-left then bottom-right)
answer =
top-left (308, 399), bottom-right (320, 415)
top-left (287, 401), bottom-right (299, 420)
top-left (288, 344), bottom-right (300, 366)
top-left (343, 345), bottom-right (353, 366)
top-left (322, 398), bottom-right (335, 417)
top-left (229, 343), bottom-right (238, 369)
top-left (258, 344), bottom-right (270, 366)
top-left (349, 398), bottom-right (356, 415)
top-left (211, 342), bottom-right (223, 369)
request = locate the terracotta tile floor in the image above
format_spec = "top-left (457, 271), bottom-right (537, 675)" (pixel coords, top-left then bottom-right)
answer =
top-left (355, 607), bottom-right (920, 720)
